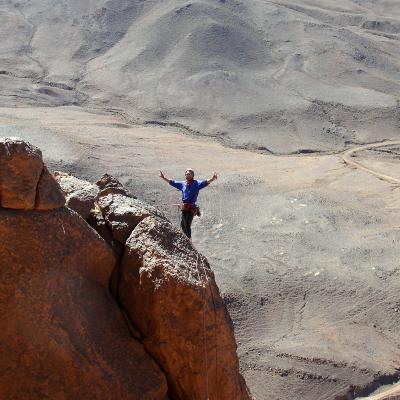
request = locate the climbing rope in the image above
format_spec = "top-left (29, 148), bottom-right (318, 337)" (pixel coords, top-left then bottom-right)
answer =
top-left (195, 250), bottom-right (211, 400)
top-left (201, 252), bottom-right (221, 400)
top-left (152, 203), bottom-right (181, 208)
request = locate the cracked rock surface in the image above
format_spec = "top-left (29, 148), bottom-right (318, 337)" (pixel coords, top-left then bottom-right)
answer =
top-left (0, 206), bottom-right (168, 400)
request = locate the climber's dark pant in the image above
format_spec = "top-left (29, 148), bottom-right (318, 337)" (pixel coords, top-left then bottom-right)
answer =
top-left (181, 210), bottom-right (194, 238)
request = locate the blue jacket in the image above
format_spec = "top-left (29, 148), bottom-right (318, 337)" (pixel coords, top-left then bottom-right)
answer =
top-left (169, 179), bottom-right (208, 206)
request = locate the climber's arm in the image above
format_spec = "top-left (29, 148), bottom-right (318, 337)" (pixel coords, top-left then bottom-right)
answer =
top-left (160, 171), bottom-right (184, 190)
top-left (159, 170), bottom-right (170, 184)
top-left (207, 172), bottom-right (218, 185)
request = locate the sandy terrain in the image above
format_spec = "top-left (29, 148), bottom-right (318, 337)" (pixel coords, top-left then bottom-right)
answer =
top-left (1, 106), bottom-right (399, 400)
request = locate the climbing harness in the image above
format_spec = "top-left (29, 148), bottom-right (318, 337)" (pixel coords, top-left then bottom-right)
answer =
top-left (153, 203), bottom-right (181, 208)
top-left (156, 203), bottom-right (200, 214)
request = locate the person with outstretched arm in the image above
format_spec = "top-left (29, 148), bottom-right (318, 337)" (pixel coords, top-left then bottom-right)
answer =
top-left (160, 168), bottom-right (218, 239)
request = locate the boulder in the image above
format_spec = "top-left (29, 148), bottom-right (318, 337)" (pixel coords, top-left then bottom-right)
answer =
top-left (54, 171), bottom-right (99, 219)
top-left (119, 216), bottom-right (251, 400)
top-left (35, 167), bottom-right (65, 210)
top-left (0, 137), bottom-right (43, 209)
top-left (97, 173), bottom-right (132, 197)
top-left (53, 171), bottom-right (94, 195)
top-left (0, 207), bottom-right (168, 400)
top-left (66, 187), bottom-right (99, 219)
top-left (97, 193), bottom-right (164, 244)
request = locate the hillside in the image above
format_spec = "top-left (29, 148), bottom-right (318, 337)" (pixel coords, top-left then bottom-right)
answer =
top-left (1, 0), bottom-right (400, 153)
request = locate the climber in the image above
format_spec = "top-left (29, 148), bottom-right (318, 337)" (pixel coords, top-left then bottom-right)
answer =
top-left (159, 168), bottom-right (218, 239)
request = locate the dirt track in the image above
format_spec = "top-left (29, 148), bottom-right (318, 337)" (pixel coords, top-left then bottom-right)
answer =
top-left (343, 141), bottom-right (400, 185)
top-left (360, 383), bottom-right (400, 399)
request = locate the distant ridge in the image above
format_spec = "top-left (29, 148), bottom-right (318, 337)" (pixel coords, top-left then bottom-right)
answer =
top-left (1, 0), bottom-right (400, 153)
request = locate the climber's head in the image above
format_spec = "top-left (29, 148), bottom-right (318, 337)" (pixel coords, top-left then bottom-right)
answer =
top-left (185, 168), bottom-right (194, 182)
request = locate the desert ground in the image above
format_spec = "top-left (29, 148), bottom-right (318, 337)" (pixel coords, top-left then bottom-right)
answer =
top-left (1, 105), bottom-right (399, 400)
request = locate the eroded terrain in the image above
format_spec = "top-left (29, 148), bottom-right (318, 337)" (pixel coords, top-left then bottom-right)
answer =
top-left (1, 0), bottom-right (400, 153)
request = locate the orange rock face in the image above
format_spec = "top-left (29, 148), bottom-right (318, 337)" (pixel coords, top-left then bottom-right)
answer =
top-left (36, 167), bottom-right (66, 210)
top-left (0, 207), bottom-right (168, 400)
top-left (0, 137), bottom-right (43, 209)
top-left (119, 216), bottom-right (251, 400)
top-left (0, 138), bottom-right (65, 210)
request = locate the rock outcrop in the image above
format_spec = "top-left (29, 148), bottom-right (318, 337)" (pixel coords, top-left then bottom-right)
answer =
top-left (0, 137), bottom-right (251, 400)
top-left (120, 216), bottom-right (251, 400)
top-left (96, 173), bottom-right (132, 197)
top-left (97, 192), bottom-right (164, 244)
top-left (0, 138), bottom-right (167, 399)
top-left (91, 176), bottom-right (251, 399)
top-left (0, 138), bottom-right (65, 210)
top-left (54, 171), bottom-right (99, 219)
top-left (0, 207), bottom-right (168, 400)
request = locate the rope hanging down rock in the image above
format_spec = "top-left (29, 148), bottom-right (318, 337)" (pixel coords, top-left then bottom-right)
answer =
top-left (195, 250), bottom-right (211, 400)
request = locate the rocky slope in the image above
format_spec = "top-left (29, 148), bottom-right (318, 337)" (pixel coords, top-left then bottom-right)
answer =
top-left (1, 0), bottom-right (400, 153)
top-left (0, 137), bottom-right (250, 399)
